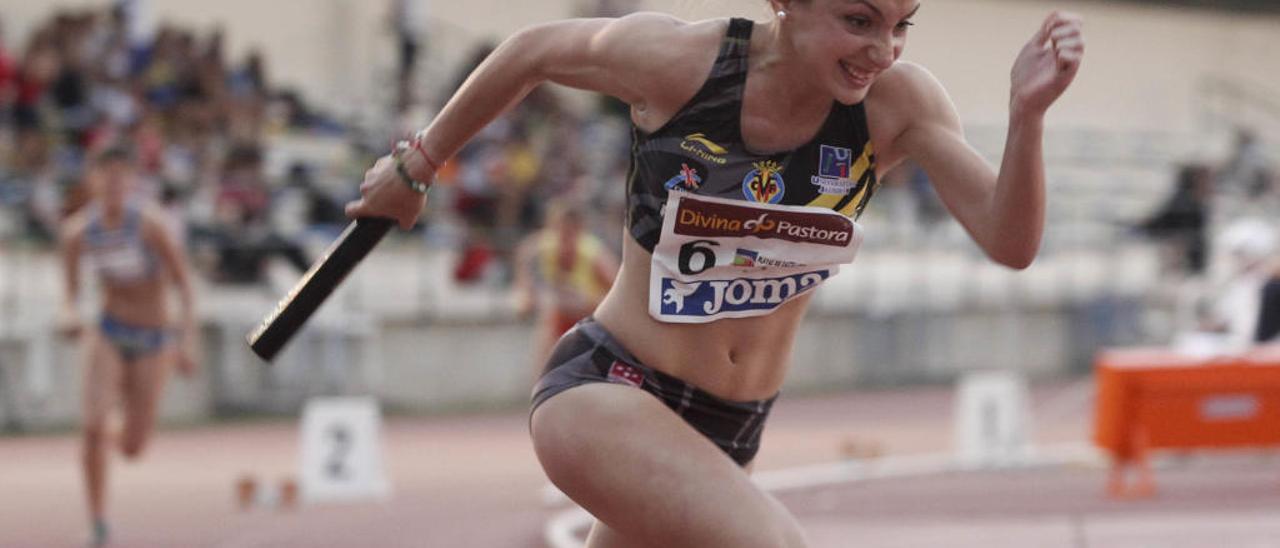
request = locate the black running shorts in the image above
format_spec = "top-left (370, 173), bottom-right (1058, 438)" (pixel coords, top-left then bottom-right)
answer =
top-left (531, 318), bottom-right (776, 466)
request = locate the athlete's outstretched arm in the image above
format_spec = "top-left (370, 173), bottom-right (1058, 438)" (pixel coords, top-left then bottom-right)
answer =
top-left (512, 236), bottom-right (538, 318)
top-left (889, 12), bottom-right (1083, 269)
top-left (346, 13), bottom-right (688, 228)
top-left (58, 216), bottom-right (87, 336)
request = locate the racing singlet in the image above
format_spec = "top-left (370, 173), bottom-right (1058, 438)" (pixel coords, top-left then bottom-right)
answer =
top-left (625, 18), bottom-right (879, 323)
top-left (83, 204), bottom-right (158, 286)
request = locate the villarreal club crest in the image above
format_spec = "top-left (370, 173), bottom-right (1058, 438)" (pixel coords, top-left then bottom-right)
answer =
top-left (742, 160), bottom-right (785, 204)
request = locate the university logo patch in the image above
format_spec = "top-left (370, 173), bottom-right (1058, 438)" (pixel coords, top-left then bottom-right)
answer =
top-left (742, 160), bottom-right (786, 204)
top-left (811, 145), bottom-right (860, 195)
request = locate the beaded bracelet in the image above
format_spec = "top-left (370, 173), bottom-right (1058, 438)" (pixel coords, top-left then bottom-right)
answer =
top-left (392, 141), bottom-right (430, 194)
top-left (409, 131), bottom-right (442, 173)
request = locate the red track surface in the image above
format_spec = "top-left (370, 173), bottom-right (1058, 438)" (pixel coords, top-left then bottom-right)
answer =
top-left (2, 383), bottom-right (1277, 547)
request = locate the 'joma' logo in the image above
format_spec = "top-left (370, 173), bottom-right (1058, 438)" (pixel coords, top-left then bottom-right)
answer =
top-left (660, 271), bottom-right (828, 316)
top-left (662, 281), bottom-right (700, 312)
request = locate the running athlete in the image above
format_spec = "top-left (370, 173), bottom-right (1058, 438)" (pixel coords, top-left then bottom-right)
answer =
top-left (347, 2), bottom-right (1084, 545)
top-left (59, 146), bottom-right (199, 547)
top-left (513, 200), bottom-right (619, 373)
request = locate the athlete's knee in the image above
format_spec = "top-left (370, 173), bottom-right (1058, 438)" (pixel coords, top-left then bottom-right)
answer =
top-left (760, 493), bottom-right (808, 548)
top-left (82, 424), bottom-right (109, 452)
top-left (776, 517), bottom-right (808, 548)
top-left (120, 432), bottom-right (149, 460)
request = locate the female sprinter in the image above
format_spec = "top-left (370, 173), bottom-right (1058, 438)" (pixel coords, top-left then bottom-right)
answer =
top-left (60, 146), bottom-right (199, 546)
top-left (347, 1), bottom-right (1084, 545)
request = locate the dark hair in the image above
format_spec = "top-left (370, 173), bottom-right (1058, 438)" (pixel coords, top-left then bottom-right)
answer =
top-left (225, 142), bottom-right (264, 170)
top-left (92, 144), bottom-right (135, 167)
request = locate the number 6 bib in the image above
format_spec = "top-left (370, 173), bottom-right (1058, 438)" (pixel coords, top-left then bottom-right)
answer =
top-left (649, 191), bottom-right (865, 323)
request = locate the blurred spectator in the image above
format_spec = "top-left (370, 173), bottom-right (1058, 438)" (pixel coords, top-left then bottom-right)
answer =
top-left (513, 199), bottom-right (618, 370)
top-left (439, 44), bottom-right (601, 285)
top-left (0, 19), bottom-right (18, 112)
top-left (199, 142), bottom-right (311, 284)
top-left (1137, 163), bottom-right (1212, 275)
top-left (390, 0), bottom-right (428, 113)
top-left (1218, 129), bottom-right (1273, 200)
top-left (903, 160), bottom-right (945, 230)
top-left (13, 30), bottom-right (61, 131)
top-left (1192, 218), bottom-right (1276, 351)
top-left (9, 129), bottom-right (64, 241)
top-left (576, 0), bottom-right (641, 17)
top-left (453, 230), bottom-right (499, 285)
top-left (1256, 259), bottom-right (1280, 344)
top-left (287, 162), bottom-right (347, 230)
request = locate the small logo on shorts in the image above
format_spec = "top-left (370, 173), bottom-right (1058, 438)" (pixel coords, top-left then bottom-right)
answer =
top-left (607, 361), bottom-right (645, 388)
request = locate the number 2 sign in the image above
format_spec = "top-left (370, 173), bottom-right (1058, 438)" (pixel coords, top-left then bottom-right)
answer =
top-left (299, 397), bottom-right (391, 503)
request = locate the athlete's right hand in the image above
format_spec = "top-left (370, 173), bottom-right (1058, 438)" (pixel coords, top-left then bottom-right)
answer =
top-left (176, 346), bottom-right (198, 378)
top-left (344, 154), bottom-right (430, 230)
top-left (514, 292), bottom-right (535, 320)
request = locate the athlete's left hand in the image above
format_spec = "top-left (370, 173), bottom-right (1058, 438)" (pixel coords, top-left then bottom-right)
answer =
top-left (177, 327), bottom-right (200, 378)
top-left (1010, 11), bottom-right (1084, 116)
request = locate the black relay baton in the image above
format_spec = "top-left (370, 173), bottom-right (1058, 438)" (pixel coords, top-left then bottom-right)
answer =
top-left (247, 217), bottom-right (395, 362)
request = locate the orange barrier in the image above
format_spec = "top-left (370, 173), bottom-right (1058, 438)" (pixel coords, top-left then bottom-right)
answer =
top-left (1093, 345), bottom-right (1280, 498)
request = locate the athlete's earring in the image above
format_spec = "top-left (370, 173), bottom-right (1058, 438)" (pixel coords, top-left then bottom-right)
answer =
top-left (777, 10), bottom-right (787, 20)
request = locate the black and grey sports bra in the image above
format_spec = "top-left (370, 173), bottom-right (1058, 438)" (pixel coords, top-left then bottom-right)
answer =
top-left (622, 18), bottom-right (881, 323)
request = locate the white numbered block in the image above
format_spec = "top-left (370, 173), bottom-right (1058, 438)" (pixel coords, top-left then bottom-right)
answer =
top-left (954, 370), bottom-right (1032, 467)
top-left (299, 397), bottom-right (391, 504)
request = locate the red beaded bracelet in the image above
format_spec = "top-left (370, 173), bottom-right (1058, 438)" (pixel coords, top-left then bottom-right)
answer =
top-left (409, 132), bottom-right (442, 173)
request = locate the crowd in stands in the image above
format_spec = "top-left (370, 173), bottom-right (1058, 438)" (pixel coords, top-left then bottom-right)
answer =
top-left (0, 2), bottom-right (638, 293)
top-left (0, 5), bottom-right (348, 284)
top-left (12, 1), bottom-right (1266, 334)
top-left (1135, 128), bottom-right (1279, 346)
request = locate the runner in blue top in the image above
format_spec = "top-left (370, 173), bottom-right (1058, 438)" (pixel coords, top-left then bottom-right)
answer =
top-left (347, 2), bottom-right (1084, 545)
top-left (60, 146), bottom-right (200, 547)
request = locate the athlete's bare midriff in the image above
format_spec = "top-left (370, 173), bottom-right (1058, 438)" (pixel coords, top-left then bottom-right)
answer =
top-left (100, 277), bottom-right (170, 329)
top-left (593, 235), bottom-right (813, 402)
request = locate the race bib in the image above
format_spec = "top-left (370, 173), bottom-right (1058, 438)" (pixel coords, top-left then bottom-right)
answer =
top-left (649, 192), bottom-right (864, 323)
top-left (94, 244), bottom-right (149, 282)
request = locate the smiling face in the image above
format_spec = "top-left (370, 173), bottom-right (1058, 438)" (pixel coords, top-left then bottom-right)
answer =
top-left (89, 151), bottom-right (136, 212)
top-left (775, 0), bottom-right (919, 104)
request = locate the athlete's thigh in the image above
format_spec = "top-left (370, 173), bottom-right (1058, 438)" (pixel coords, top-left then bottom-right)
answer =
top-left (120, 347), bottom-right (172, 441)
top-left (583, 472), bottom-right (803, 548)
top-left (81, 331), bottom-right (124, 430)
top-left (531, 383), bottom-right (805, 548)
top-left (585, 521), bottom-right (649, 548)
